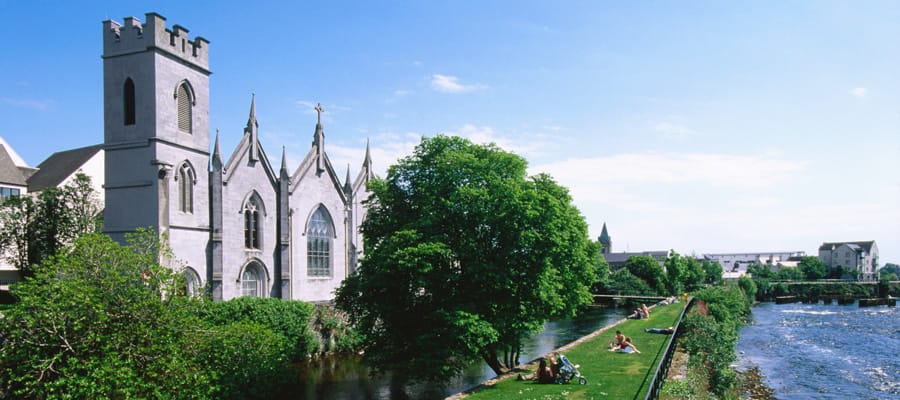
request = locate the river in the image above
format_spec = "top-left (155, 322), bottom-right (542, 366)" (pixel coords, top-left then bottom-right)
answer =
top-left (290, 305), bottom-right (624, 399)
top-left (735, 302), bottom-right (899, 400)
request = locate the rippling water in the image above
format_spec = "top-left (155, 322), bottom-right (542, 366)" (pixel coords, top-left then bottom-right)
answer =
top-left (736, 302), bottom-right (899, 400)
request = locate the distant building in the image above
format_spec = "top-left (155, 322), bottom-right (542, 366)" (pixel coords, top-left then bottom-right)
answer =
top-left (596, 222), bottom-right (669, 270)
top-left (0, 138), bottom-right (37, 291)
top-left (818, 241), bottom-right (878, 281)
top-left (703, 251), bottom-right (805, 279)
top-left (605, 250), bottom-right (671, 271)
top-left (27, 144), bottom-right (105, 196)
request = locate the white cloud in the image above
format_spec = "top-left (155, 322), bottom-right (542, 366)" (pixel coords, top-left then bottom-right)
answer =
top-left (850, 87), bottom-right (867, 97)
top-left (430, 74), bottom-right (487, 93)
top-left (654, 122), bottom-right (691, 139)
top-left (444, 124), bottom-right (554, 158)
top-left (1, 97), bottom-right (50, 111)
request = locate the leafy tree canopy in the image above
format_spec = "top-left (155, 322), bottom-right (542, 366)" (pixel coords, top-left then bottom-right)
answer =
top-left (335, 135), bottom-right (599, 380)
top-left (625, 255), bottom-right (666, 295)
top-left (0, 173), bottom-right (102, 276)
top-left (798, 256), bottom-right (827, 281)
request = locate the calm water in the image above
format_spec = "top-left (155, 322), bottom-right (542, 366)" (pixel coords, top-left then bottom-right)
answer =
top-left (291, 305), bottom-right (624, 399)
top-left (736, 302), bottom-right (899, 400)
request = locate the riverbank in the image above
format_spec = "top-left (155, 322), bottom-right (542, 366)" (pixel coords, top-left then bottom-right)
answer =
top-left (450, 300), bottom-right (686, 399)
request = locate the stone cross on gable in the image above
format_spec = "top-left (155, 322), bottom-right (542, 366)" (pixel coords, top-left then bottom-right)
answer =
top-left (315, 103), bottom-right (324, 124)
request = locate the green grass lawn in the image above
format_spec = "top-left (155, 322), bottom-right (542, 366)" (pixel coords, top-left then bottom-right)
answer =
top-left (461, 301), bottom-right (686, 400)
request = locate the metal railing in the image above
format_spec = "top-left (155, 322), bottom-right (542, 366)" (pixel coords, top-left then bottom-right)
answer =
top-left (641, 297), bottom-right (694, 400)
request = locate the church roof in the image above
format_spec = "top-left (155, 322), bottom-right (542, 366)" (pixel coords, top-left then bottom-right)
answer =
top-left (0, 143), bottom-right (28, 186)
top-left (27, 144), bottom-right (103, 191)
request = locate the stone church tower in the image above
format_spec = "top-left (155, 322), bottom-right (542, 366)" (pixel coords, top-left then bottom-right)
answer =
top-left (101, 13), bottom-right (211, 278)
top-left (101, 13), bottom-right (372, 302)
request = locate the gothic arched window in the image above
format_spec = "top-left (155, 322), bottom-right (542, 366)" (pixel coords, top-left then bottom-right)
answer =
top-left (307, 207), bottom-right (333, 277)
top-left (240, 262), bottom-right (266, 298)
top-left (124, 78), bottom-right (135, 126)
top-left (176, 82), bottom-right (192, 133)
top-left (183, 267), bottom-right (201, 297)
top-left (177, 163), bottom-right (194, 214)
top-left (244, 196), bottom-right (262, 249)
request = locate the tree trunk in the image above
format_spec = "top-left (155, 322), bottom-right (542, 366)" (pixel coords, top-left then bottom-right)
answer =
top-left (481, 346), bottom-right (507, 376)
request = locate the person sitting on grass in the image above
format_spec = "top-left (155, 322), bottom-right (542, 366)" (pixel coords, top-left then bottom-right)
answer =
top-left (609, 330), bottom-right (626, 350)
top-left (517, 355), bottom-right (559, 383)
top-left (642, 303), bottom-right (651, 318)
top-left (615, 337), bottom-right (641, 354)
top-left (645, 326), bottom-right (675, 334)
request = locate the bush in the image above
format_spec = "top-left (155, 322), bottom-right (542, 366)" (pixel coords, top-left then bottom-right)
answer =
top-left (198, 320), bottom-right (292, 399)
top-left (198, 297), bottom-right (318, 361)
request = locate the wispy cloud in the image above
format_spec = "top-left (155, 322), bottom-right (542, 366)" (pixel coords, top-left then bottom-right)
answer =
top-left (850, 87), bottom-right (867, 97)
top-left (654, 122), bottom-right (691, 139)
top-left (1, 97), bottom-right (50, 111)
top-left (533, 152), bottom-right (805, 198)
top-left (430, 74), bottom-right (487, 93)
top-left (444, 124), bottom-right (554, 158)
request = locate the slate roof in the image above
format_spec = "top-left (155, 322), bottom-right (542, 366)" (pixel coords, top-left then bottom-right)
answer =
top-left (27, 144), bottom-right (103, 192)
top-left (818, 241), bottom-right (876, 253)
top-left (0, 144), bottom-right (27, 186)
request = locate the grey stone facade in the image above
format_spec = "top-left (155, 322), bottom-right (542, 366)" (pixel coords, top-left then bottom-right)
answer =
top-left (102, 13), bottom-right (372, 302)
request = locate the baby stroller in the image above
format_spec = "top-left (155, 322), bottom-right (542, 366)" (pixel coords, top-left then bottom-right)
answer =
top-left (555, 354), bottom-right (587, 385)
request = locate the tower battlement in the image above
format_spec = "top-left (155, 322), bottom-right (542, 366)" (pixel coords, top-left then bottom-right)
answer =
top-left (102, 12), bottom-right (209, 71)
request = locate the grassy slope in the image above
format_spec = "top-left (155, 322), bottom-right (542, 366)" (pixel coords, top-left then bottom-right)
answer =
top-left (462, 301), bottom-right (685, 400)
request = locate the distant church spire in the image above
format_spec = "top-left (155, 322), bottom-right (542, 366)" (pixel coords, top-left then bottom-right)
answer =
top-left (344, 164), bottom-right (352, 195)
top-left (212, 129), bottom-right (223, 171)
top-left (246, 94), bottom-right (259, 162)
top-left (312, 102), bottom-right (325, 172)
top-left (280, 146), bottom-right (287, 172)
top-left (599, 222), bottom-right (611, 254)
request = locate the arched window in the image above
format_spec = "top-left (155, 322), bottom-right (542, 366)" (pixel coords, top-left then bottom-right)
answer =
top-left (307, 207), bottom-right (333, 277)
top-left (177, 163), bottom-right (194, 213)
top-left (123, 78), bottom-right (135, 125)
top-left (183, 267), bottom-right (201, 297)
top-left (244, 196), bottom-right (262, 249)
top-left (176, 82), bottom-right (192, 133)
top-left (240, 262), bottom-right (266, 298)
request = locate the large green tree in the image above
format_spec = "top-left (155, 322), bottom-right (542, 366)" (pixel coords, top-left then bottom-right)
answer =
top-left (798, 256), bottom-right (827, 281)
top-left (0, 173), bottom-right (102, 276)
top-left (625, 255), bottom-right (667, 295)
top-left (335, 135), bottom-right (599, 380)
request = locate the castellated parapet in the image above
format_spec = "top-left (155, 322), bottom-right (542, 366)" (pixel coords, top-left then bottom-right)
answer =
top-left (102, 12), bottom-right (209, 71)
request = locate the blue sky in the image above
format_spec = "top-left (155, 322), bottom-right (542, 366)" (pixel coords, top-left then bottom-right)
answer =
top-left (1, 1), bottom-right (898, 265)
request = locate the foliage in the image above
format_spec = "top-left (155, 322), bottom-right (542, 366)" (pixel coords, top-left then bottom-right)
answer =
top-left (737, 276), bottom-right (757, 305)
top-left (312, 305), bottom-right (363, 353)
top-left (880, 263), bottom-right (899, 281)
top-left (0, 231), bottom-right (293, 399)
top-left (664, 251), bottom-right (686, 296)
top-left (776, 266), bottom-right (804, 281)
top-left (625, 255), bottom-right (667, 295)
top-left (335, 135), bottom-right (599, 381)
top-left (682, 256), bottom-right (707, 292)
top-left (798, 256), bottom-right (827, 280)
top-left (602, 268), bottom-right (656, 296)
top-left (590, 249), bottom-right (612, 293)
top-left (198, 296), bottom-right (318, 361)
top-left (701, 259), bottom-right (724, 285)
top-left (679, 286), bottom-right (750, 397)
top-left (747, 262), bottom-right (776, 279)
top-left (0, 173), bottom-right (102, 276)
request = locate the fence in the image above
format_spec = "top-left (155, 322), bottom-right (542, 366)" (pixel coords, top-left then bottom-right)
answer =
top-left (641, 297), bottom-right (694, 400)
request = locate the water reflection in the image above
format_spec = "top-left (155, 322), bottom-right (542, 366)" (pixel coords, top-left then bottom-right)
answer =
top-left (288, 305), bottom-right (624, 399)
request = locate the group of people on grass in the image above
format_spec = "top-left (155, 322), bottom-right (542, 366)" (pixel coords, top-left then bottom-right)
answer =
top-left (517, 353), bottom-right (561, 384)
top-left (520, 300), bottom-right (678, 384)
top-left (628, 303), bottom-right (652, 319)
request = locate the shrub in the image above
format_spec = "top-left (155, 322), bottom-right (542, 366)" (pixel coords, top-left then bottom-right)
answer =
top-left (198, 297), bottom-right (318, 361)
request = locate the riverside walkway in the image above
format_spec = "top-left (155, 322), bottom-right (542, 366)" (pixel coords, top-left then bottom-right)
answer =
top-left (448, 300), bottom-right (687, 399)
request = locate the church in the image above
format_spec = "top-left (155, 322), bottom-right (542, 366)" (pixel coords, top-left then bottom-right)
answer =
top-left (101, 13), bottom-right (373, 302)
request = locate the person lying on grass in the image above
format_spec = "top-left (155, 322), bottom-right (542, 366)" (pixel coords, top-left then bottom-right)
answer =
top-left (645, 326), bottom-right (675, 334)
